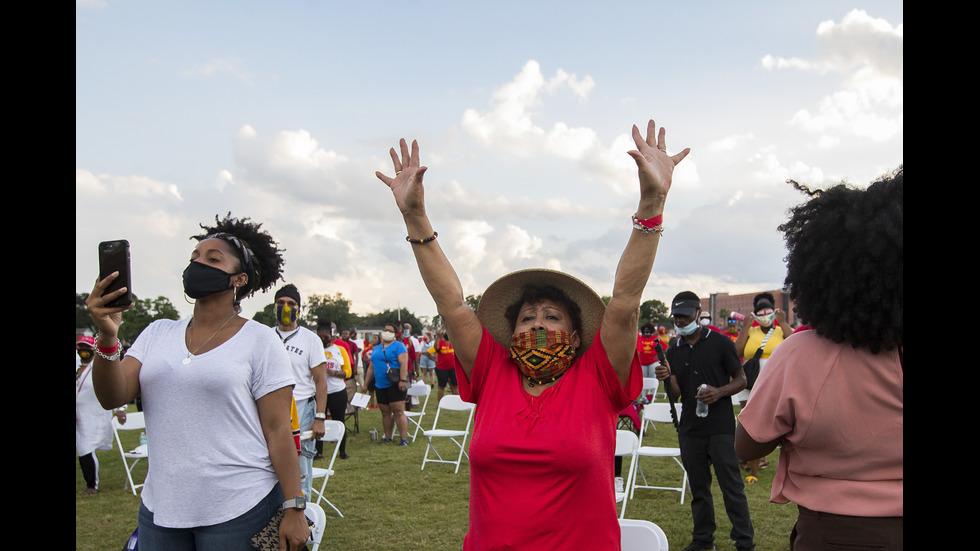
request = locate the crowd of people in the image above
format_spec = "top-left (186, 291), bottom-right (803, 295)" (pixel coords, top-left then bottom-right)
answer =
top-left (77, 119), bottom-right (902, 550)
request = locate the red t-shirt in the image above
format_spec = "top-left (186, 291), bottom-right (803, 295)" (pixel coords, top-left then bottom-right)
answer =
top-left (635, 334), bottom-right (661, 365)
top-left (434, 339), bottom-right (456, 370)
top-left (455, 328), bottom-right (640, 550)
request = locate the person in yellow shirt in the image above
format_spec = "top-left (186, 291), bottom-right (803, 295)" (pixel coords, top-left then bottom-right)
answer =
top-left (733, 292), bottom-right (787, 482)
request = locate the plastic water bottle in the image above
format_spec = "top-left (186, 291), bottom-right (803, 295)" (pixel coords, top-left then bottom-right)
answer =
top-left (696, 384), bottom-right (709, 418)
top-left (139, 432), bottom-right (147, 446)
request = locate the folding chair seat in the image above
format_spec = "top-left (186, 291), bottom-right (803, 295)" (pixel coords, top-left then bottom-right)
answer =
top-left (304, 420), bottom-right (346, 517)
top-left (112, 411), bottom-right (148, 495)
top-left (615, 430), bottom-right (639, 519)
top-left (403, 382), bottom-right (432, 441)
top-left (420, 395), bottom-right (475, 473)
top-left (629, 402), bottom-right (688, 504)
top-left (619, 518), bottom-right (669, 550)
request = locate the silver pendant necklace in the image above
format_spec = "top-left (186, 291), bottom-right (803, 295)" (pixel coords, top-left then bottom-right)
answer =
top-left (183, 313), bottom-right (238, 365)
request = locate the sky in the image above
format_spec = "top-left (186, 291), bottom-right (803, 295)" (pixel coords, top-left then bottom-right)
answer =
top-left (76, 1), bottom-right (903, 325)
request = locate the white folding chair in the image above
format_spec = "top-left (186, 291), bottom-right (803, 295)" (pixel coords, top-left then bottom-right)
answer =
top-left (615, 430), bottom-right (639, 519)
top-left (421, 395), bottom-right (475, 473)
top-left (304, 501), bottom-right (327, 551)
top-left (305, 420), bottom-right (346, 517)
top-left (619, 518), bottom-right (669, 550)
top-left (403, 382), bottom-right (432, 441)
top-left (640, 377), bottom-right (660, 431)
top-left (629, 403), bottom-right (688, 504)
top-left (112, 411), bottom-right (148, 495)
top-left (641, 377), bottom-right (660, 401)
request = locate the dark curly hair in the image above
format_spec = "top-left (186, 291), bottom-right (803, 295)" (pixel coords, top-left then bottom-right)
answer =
top-left (191, 213), bottom-right (286, 301)
top-left (779, 166), bottom-right (903, 353)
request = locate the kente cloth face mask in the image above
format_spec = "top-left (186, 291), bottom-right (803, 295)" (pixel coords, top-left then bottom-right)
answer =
top-left (509, 329), bottom-right (575, 383)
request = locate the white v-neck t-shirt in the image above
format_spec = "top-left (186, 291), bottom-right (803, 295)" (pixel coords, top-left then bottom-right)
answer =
top-left (127, 318), bottom-right (294, 528)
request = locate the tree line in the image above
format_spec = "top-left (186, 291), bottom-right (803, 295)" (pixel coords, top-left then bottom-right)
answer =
top-left (75, 291), bottom-right (672, 345)
top-left (75, 291), bottom-right (428, 345)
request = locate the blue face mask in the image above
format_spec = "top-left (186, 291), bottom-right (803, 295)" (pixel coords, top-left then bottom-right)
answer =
top-left (677, 319), bottom-right (700, 336)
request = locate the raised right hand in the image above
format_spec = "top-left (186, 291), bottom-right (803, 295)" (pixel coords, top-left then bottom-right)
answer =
top-left (86, 272), bottom-right (132, 339)
top-left (375, 138), bottom-right (428, 218)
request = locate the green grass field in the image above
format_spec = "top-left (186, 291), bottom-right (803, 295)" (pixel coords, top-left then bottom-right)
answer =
top-left (76, 396), bottom-right (795, 550)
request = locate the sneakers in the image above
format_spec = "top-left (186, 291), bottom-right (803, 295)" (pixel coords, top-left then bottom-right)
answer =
top-left (680, 543), bottom-right (716, 551)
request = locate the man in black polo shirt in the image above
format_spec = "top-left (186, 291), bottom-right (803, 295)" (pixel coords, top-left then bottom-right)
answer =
top-left (656, 291), bottom-right (755, 551)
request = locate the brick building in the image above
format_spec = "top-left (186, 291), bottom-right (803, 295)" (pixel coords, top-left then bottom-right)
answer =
top-left (700, 290), bottom-right (798, 328)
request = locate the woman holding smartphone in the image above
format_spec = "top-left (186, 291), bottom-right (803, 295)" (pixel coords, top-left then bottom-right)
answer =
top-left (86, 214), bottom-right (310, 551)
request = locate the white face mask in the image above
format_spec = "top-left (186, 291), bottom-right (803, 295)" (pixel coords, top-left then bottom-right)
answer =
top-left (381, 330), bottom-right (396, 343)
top-left (700, 319), bottom-right (710, 326)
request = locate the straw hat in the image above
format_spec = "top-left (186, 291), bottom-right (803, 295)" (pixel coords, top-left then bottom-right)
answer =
top-left (476, 269), bottom-right (606, 357)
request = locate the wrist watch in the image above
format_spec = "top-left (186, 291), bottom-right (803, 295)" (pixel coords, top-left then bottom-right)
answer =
top-left (314, 413), bottom-right (326, 420)
top-left (283, 496), bottom-right (306, 510)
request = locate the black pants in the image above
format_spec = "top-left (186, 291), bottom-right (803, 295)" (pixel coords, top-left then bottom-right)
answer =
top-left (316, 390), bottom-right (349, 456)
top-left (78, 452), bottom-right (98, 489)
top-left (791, 505), bottom-right (903, 550)
top-left (679, 432), bottom-right (754, 549)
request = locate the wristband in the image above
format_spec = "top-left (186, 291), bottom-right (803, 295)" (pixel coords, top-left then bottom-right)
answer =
top-left (94, 335), bottom-right (122, 361)
top-left (314, 413), bottom-right (326, 420)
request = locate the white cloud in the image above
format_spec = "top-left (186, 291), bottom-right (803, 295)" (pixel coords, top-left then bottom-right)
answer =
top-left (762, 9), bottom-right (903, 144)
top-left (461, 60), bottom-right (597, 158)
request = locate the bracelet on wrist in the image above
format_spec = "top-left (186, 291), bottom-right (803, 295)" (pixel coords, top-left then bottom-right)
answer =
top-left (632, 213), bottom-right (664, 235)
top-left (94, 334), bottom-right (122, 361)
top-left (406, 231), bottom-right (438, 244)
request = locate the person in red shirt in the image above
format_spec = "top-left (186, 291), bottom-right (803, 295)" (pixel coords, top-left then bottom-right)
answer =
top-left (373, 119), bottom-right (689, 550)
top-left (431, 332), bottom-right (458, 401)
top-left (636, 322), bottom-right (663, 378)
top-left (724, 314), bottom-right (741, 342)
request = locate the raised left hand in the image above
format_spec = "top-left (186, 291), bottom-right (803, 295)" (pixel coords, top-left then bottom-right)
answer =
top-left (627, 119), bottom-right (690, 203)
top-left (376, 138), bottom-right (428, 219)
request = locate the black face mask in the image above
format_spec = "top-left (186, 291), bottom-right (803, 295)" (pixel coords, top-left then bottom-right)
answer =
top-left (182, 262), bottom-right (237, 299)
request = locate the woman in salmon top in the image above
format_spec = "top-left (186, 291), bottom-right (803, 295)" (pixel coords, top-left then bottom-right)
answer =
top-left (736, 168), bottom-right (903, 550)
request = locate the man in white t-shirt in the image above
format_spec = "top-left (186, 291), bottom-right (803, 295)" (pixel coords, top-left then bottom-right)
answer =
top-left (274, 284), bottom-right (327, 501)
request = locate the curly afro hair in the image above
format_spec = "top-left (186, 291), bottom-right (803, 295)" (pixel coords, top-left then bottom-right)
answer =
top-left (779, 166), bottom-right (902, 353)
top-left (191, 213), bottom-right (286, 301)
